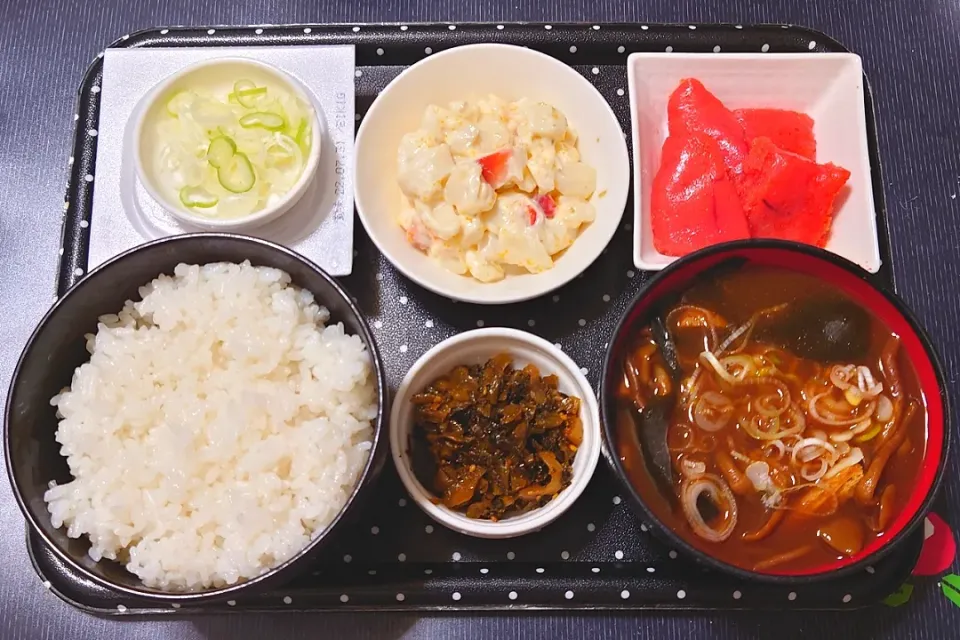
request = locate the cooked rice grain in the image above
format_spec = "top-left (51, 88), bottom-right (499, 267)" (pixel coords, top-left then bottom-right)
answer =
top-left (44, 261), bottom-right (377, 591)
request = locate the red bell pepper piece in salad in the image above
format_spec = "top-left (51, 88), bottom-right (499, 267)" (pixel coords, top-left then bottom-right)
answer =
top-left (478, 149), bottom-right (513, 186)
top-left (534, 193), bottom-right (556, 219)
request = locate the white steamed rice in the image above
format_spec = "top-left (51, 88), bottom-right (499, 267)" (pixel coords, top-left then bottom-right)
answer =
top-left (44, 261), bottom-right (377, 591)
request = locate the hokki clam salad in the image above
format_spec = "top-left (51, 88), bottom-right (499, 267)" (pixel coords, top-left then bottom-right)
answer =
top-left (396, 95), bottom-right (598, 282)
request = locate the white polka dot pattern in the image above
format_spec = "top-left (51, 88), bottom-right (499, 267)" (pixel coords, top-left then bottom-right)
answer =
top-left (53, 23), bottom-right (898, 614)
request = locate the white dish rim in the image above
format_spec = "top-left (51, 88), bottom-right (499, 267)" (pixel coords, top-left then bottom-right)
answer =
top-left (388, 327), bottom-right (602, 539)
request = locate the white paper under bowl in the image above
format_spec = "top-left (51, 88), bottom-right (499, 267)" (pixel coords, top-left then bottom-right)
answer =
top-left (134, 57), bottom-right (323, 231)
top-left (626, 52), bottom-right (880, 273)
top-left (389, 328), bottom-right (601, 539)
top-left (355, 43), bottom-right (630, 304)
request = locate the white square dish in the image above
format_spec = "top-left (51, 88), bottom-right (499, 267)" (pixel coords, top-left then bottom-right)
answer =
top-left (626, 52), bottom-right (880, 273)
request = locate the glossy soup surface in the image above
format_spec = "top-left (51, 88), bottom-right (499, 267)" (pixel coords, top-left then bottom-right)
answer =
top-left (614, 266), bottom-right (927, 573)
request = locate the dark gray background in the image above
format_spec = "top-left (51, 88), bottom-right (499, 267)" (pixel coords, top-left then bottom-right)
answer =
top-left (1, 1), bottom-right (958, 638)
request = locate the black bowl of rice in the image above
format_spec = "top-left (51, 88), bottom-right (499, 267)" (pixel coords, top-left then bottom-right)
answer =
top-left (4, 233), bottom-right (388, 603)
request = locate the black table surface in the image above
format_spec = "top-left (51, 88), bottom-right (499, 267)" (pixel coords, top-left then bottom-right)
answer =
top-left (2, 1), bottom-right (958, 638)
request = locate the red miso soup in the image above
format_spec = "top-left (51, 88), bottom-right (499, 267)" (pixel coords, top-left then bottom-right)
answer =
top-left (613, 266), bottom-right (927, 573)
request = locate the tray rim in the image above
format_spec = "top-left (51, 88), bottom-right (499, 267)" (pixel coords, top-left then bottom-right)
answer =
top-left (31, 530), bottom-right (911, 618)
top-left (40, 20), bottom-right (907, 617)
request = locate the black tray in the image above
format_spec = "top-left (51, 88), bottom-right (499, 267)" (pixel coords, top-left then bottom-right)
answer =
top-left (42, 22), bottom-right (914, 615)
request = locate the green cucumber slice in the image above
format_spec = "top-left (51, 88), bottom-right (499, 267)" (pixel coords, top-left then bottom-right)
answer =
top-left (206, 136), bottom-right (237, 168)
top-left (239, 111), bottom-right (286, 131)
top-left (217, 152), bottom-right (256, 193)
top-left (179, 186), bottom-right (219, 209)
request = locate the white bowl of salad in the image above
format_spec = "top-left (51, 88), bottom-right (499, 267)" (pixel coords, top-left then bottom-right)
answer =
top-left (355, 43), bottom-right (630, 304)
top-left (135, 57), bottom-right (323, 231)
